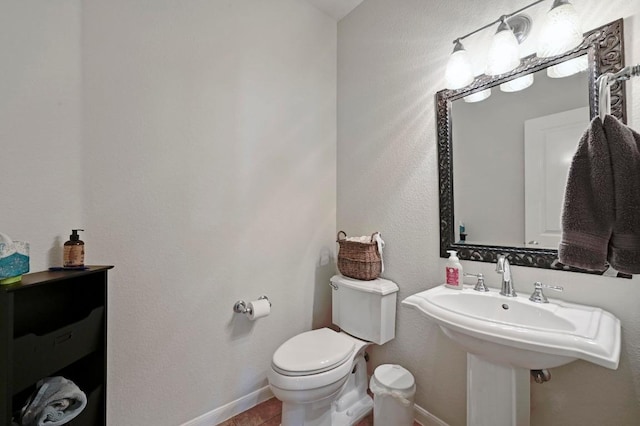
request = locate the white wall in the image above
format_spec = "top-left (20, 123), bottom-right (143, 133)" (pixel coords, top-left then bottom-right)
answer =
top-left (4, 0), bottom-right (336, 425)
top-left (0, 1), bottom-right (83, 268)
top-left (81, 1), bottom-right (336, 424)
top-left (338, 1), bottom-right (640, 425)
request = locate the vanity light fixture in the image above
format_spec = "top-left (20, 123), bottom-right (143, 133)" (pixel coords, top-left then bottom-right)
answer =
top-left (485, 17), bottom-right (521, 76)
top-left (537, 0), bottom-right (583, 58)
top-left (444, 7), bottom-right (535, 90)
top-left (445, 40), bottom-right (474, 90)
top-left (444, 0), bottom-right (584, 97)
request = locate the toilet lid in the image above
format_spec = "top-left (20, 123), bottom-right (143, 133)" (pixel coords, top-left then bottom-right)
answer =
top-left (272, 328), bottom-right (355, 376)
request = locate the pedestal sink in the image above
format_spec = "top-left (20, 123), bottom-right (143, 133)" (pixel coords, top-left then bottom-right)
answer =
top-left (402, 285), bottom-right (621, 426)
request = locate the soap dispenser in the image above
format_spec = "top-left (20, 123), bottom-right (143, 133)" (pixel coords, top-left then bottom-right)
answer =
top-left (64, 229), bottom-right (85, 267)
top-left (445, 250), bottom-right (463, 289)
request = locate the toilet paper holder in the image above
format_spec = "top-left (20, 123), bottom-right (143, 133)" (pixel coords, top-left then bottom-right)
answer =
top-left (233, 296), bottom-right (271, 315)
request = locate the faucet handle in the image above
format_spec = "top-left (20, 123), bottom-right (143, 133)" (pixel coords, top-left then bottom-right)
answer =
top-left (464, 273), bottom-right (489, 292)
top-left (529, 282), bottom-right (563, 303)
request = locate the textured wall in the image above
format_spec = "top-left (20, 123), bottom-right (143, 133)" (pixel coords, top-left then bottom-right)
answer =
top-left (3, 1), bottom-right (335, 424)
top-left (0, 1), bottom-right (83, 268)
top-left (81, 1), bottom-right (336, 424)
top-left (338, 1), bottom-right (640, 425)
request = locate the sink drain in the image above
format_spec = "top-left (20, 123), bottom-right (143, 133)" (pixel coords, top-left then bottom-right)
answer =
top-left (502, 304), bottom-right (509, 310)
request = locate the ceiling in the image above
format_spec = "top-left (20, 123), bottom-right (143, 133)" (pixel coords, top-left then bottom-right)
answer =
top-left (304, 0), bottom-right (364, 20)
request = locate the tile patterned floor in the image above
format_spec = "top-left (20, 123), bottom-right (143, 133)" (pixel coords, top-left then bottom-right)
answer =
top-left (217, 397), bottom-right (282, 426)
top-left (217, 397), bottom-right (420, 426)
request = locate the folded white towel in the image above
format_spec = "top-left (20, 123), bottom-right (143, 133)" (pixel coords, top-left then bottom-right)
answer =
top-left (346, 236), bottom-right (372, 243)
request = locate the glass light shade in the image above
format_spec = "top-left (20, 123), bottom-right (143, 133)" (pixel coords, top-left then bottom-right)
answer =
top-left (445, 45), bottom-right (474, 89)
top-left (547, 56), bottom-right (588, 78)
top-left (500, 74), bottom-right (534, 92)
top-left (486, 26), bottom-right (521, 76)
top-left (537, 2), bottom-right (583, 58)
top-left (464, 89), bottom-right (491, 103)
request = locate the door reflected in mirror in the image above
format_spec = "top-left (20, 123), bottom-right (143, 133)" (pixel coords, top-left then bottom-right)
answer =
top-left (452, 60), bottom-right (588, 249)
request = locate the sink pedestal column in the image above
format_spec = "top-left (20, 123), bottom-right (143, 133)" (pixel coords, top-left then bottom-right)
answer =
top-left (467, 354), bottom-right (530, 426)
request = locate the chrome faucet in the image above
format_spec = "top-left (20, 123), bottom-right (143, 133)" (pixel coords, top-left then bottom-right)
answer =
top-left (496, 255), bottom-right (517, 297)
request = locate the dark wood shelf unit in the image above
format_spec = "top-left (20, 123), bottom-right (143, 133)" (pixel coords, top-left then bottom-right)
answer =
top-left (0, 266), bottom-right (112, 426)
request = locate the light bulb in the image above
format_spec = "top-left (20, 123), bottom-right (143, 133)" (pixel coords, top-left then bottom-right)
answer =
top-left (486, 19), bottom-right (521, 76)
top-left (464, 89), bottom-right (491, 103)
top-left (537, 0), bottom-right (583, 58)
top-left (445, 40), bottom-right (474, 90)
top-left (547, 56), bottom-right (588, 78)
top-left (500, 74), bottom-right (534, 92)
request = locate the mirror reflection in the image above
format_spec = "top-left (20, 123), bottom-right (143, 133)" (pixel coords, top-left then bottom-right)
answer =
top-left (452, 57), bottom-right (588, 249)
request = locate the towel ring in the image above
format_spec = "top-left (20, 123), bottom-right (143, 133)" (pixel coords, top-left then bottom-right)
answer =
top-left (597, 73), bottom-right (613, 121)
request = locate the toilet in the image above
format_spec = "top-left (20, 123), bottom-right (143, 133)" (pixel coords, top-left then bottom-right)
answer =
top-left (268, 274), bottom-right (399, 426)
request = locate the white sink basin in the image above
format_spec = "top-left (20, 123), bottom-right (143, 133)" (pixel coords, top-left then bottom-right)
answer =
top-left (402, 285), bottom-right (621, 370)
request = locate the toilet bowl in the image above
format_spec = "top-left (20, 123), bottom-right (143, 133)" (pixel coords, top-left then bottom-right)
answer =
top-left (268, 275), bottom-right (399, 426)
top-left (267, 328), bottom-right (372, 426)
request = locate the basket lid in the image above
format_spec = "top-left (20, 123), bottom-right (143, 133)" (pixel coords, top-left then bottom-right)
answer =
top-left (330, 275), bottom-right (399, 295)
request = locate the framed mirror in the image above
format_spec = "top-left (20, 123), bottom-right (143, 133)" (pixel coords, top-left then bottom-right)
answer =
top-left (437, 19), bottom-right (630, 276)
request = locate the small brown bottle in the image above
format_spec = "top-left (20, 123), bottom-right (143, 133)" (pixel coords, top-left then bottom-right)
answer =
top-left (63, 229), bottom-right (85, 267)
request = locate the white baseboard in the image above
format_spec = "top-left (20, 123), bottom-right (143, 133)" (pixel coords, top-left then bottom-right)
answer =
top-left (414, 403), bottom-right (449, 426)
top-left (181, 387), bottom-right (447, 426)
top-left (181, 386), bottom-right (274, 426)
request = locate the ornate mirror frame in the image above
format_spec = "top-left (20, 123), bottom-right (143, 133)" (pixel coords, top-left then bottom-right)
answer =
top-left (437, 19), bottom-right (628, 274)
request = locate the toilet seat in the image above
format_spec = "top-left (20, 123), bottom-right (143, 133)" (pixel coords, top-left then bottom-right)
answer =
top-left (272, 329), bottom-right (354, 376)
top-left (268, 331), bottom-right (370, 394)
top-left (272, 328), bottom-right (355, 376)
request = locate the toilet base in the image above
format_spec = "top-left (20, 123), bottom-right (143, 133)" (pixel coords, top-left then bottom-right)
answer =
top-left (331, 353), bottom-right (372, 425)
top-left (282, 397), bottom-right (335, 426)
top-left (278, 349), bottom-right (372, 426)
top-left (332, 394), bottom-right (372, 426)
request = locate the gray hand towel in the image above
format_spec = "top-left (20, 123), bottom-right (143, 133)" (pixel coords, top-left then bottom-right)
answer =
top-left (20, 377), bottom-right (87, 426)
top-left (603, 114), bottom-right (640, 274)
top-left (558, 116), bottom-right (614, 271)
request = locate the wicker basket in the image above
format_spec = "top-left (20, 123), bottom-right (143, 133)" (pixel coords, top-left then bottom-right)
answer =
top-left (336, 231), bottom-right (382, 281)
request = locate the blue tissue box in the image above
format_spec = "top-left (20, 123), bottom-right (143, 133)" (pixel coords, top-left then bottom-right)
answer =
top-left (0, 240), bottom-right (30, 283)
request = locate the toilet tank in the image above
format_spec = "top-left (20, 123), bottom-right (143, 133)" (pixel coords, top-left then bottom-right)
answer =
top-left (330, 275), bottom-right (399, 345)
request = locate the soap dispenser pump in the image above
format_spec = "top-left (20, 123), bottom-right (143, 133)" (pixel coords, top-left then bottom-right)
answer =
top-left (64, 229), bottom-right (85, 267)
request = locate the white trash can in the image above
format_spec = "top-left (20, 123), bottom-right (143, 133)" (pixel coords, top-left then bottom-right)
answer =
top-left (369, 364), bottom-right (416, 426)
